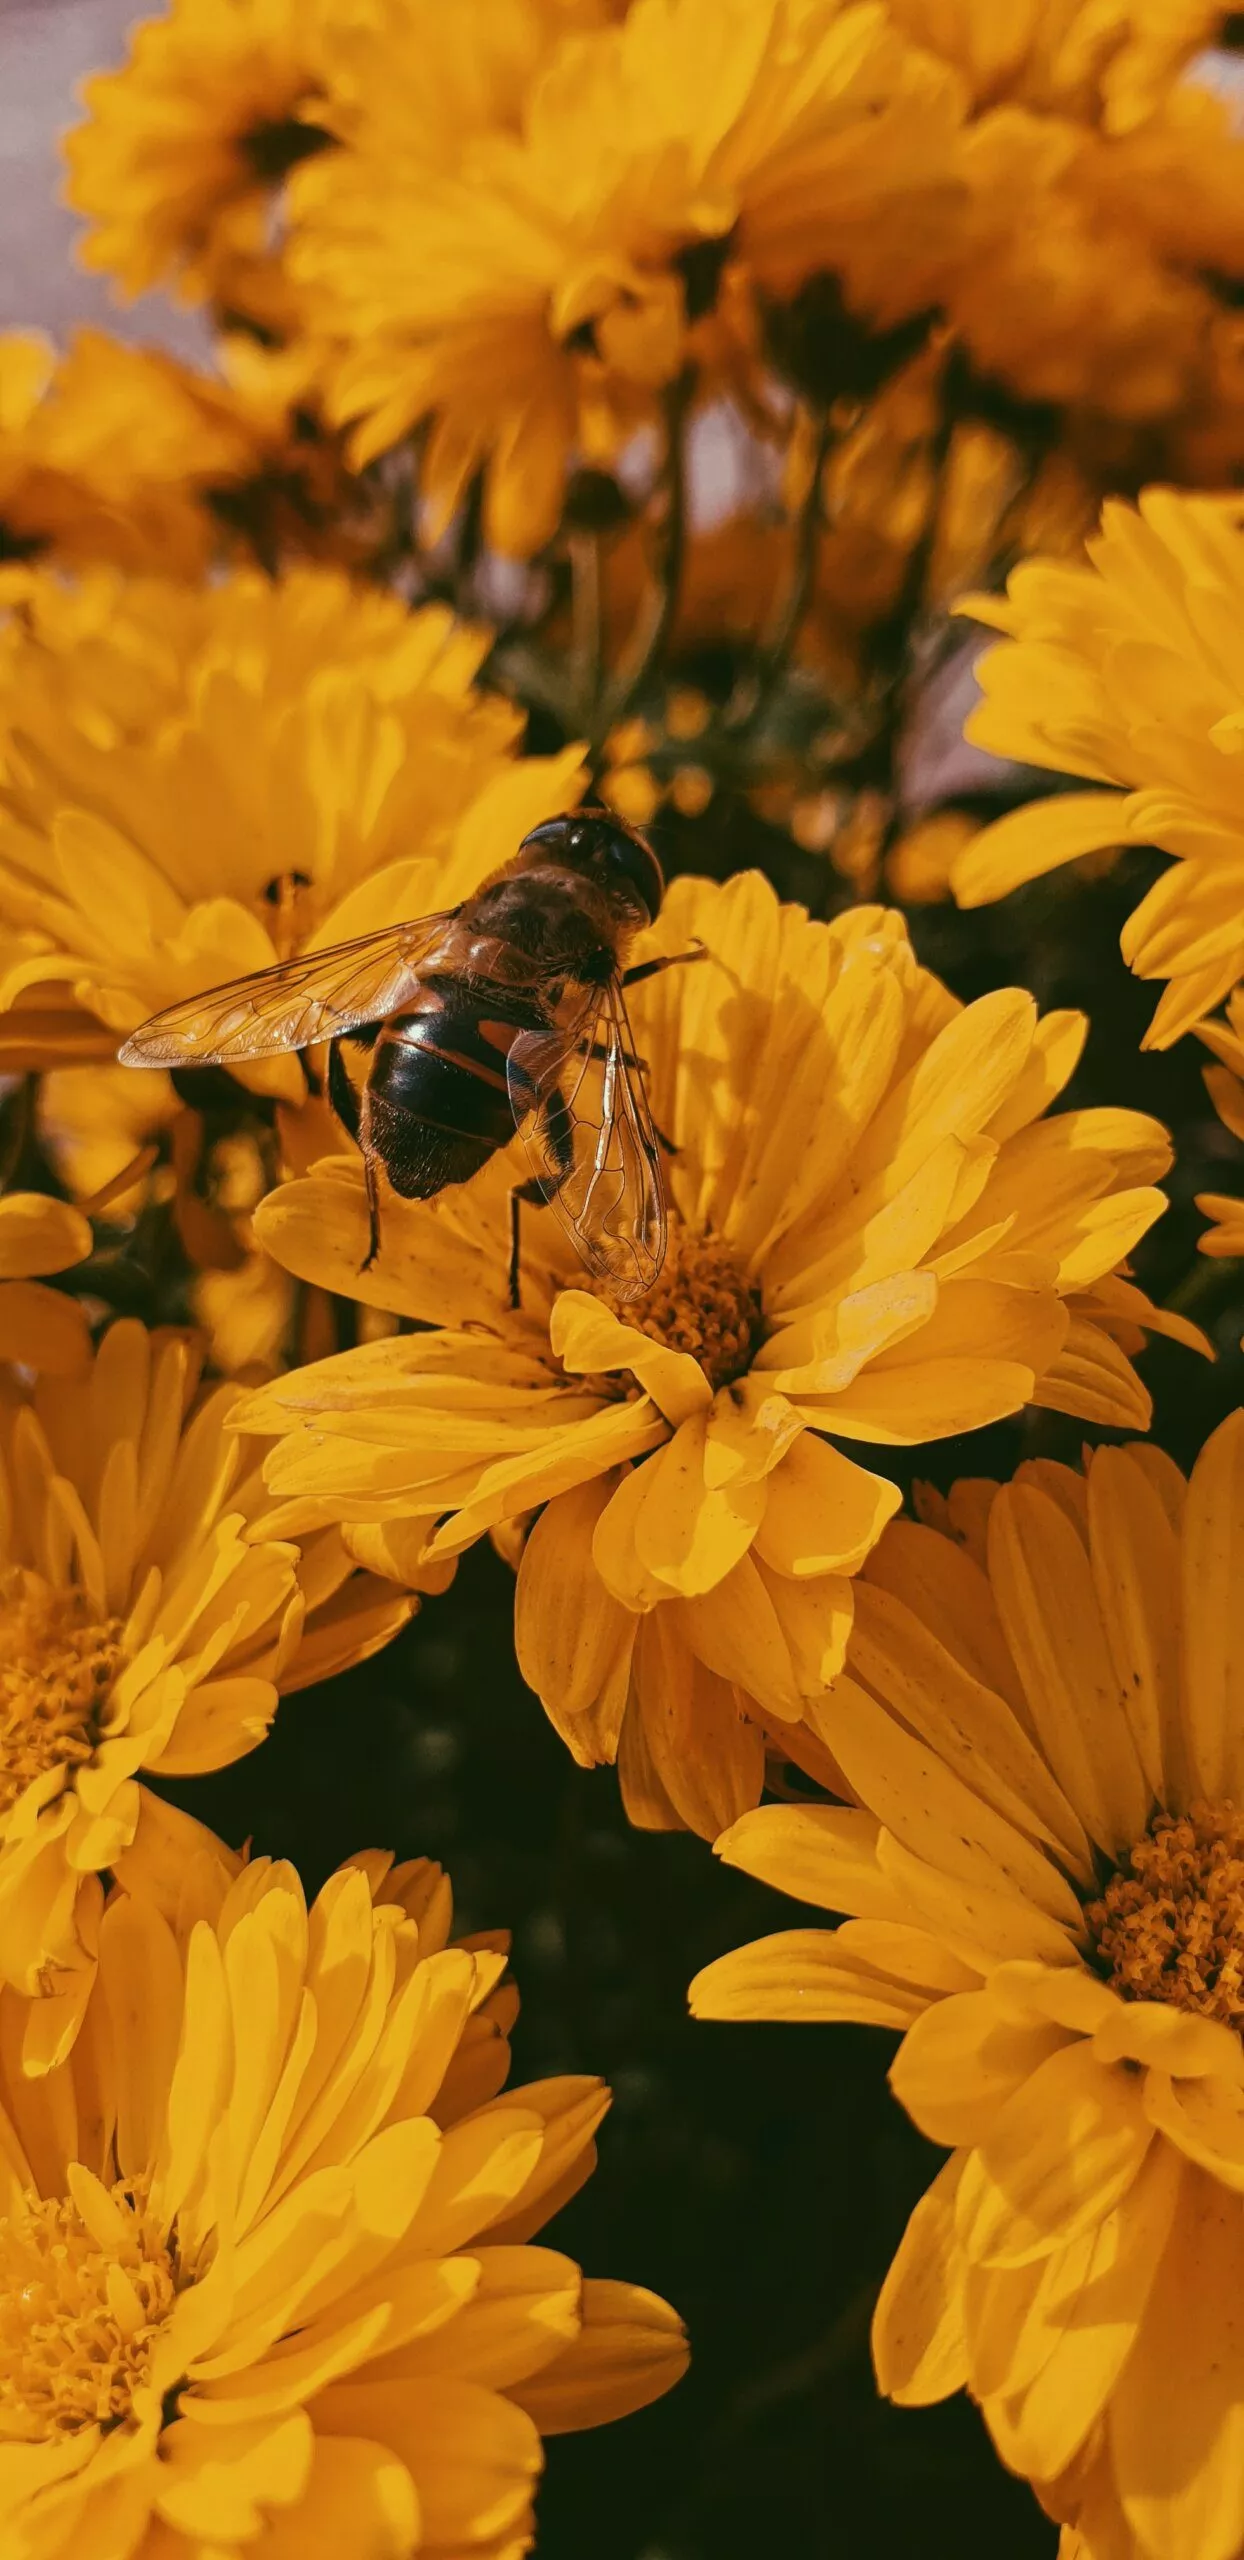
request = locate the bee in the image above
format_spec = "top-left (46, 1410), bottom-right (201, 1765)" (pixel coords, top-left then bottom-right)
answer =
top-left (118, 811), bottom-right (700, 1301)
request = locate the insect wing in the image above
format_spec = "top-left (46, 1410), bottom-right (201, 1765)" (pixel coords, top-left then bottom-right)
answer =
top-left (117, 912), bottom-right (468, 1067)
top-left (507, 977), bottom-right (667, 1299)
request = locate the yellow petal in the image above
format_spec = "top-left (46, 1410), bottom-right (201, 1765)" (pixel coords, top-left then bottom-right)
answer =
top-left (955, 2041), bottom-right (1154, 2269)
top-left (872, 2154), bottom-right (969, 2406)
top-left (509, 2277), bottom-right (688, 2431)
top-left (987, 1482), bottom-right (1151, 1860)
top-left (1086, 1447), bottom-right (1182, 1806)
top-left (713, 1803), bottom-right (906, 1920)
top-left (751, 1434), bottom-right (900, 1576)
top-left (513, 1476), bottom-right (634, 1762)
top-left (689, 1928), bottom-right (936, 2027)
top-left (0, 1193), bottom-right (92, 1280)
top-left (0, 1280), bottom-right (91, 1376)
top-left (1111, 2161), bottom-right (1244, 2560)
top-left (153, 2410), bottom-right (313, 2539)
top-left (953, 794), bottom-right (1128, 905)
top-left (818, 1674), bottom-right (1086, 1932)
top-left (316, 2376), bottom-right (541, 2549)
top-left (551, 1291), bottom-right (711, 1425)
top-left (1180, 1408), bottom-right (1244, 1802)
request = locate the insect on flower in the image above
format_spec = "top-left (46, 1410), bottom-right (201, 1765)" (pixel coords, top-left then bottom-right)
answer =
top-left (118, 810), bottom-right (702, 1296)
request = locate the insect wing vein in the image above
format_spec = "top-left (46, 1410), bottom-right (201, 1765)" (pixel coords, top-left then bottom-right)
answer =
top-left (506, 976), bottom-right (666, 1297)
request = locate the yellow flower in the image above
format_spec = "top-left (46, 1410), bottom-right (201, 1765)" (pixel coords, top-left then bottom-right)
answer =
top-left (693, 1413), bottom-right (1244, 2560)
top-left (64, 0), bottom-right (332, 329)
top-left (0, 1821), bottom-right (687, 2556)
top-left (236, 870), bottom-right (1188, 1839)
top-left (0, 1318), bottom-right (414, 2066)
top-left (290, 0), bottom-right (965, 553)
top-left (0, 1193), bottom-right (92, 1378)
top-left (0, 331), bottom-right (262, 580)
top-left (954, 489), bottom-right (1244, 1048)
top-left (0, 562), bottom-right (584, 1101)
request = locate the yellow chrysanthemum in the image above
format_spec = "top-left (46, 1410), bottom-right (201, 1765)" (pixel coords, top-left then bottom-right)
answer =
top-left (64, 0), bottom-right (334, 329)
top-left (0, 1193), bottom-right (92, 1378)
top-left (290, 0), bottom-right (965, 553)
top-left (954, 489), bottom-right (1244, 1049)
top-left (0, 1821), bottom-right (687, 2557)
top-left (0, 563), bottom-right (584, 1100)
top-left (234, 869), bottom-right (1192, 1839)
top-left (0, 331), bottom-right (268, 581)
top-left (0, 1318), bottom-right (414, 2066)
top-left (692, 1413), bottom-right (1244, 2560)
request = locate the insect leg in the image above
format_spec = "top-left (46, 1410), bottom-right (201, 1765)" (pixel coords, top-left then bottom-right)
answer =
top-left (326, 1037), bottom-right (362, 1140)
top-left (507, 1178), bottom-right (545, 1310)
top-left (620, 940), bottom-right (708, 990)
top-left (361, 1152), bottom-right (383, 1273)
top-left (508, 1087), bottom-right (575, 1310)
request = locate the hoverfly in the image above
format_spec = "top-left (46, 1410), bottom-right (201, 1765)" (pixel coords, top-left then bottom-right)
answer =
top-left (118, 811), bottom-right (699, 1301)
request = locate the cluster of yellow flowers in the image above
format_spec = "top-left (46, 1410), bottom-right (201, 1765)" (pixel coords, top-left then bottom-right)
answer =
top-left (0, 0), bottom-right (1243, 2554)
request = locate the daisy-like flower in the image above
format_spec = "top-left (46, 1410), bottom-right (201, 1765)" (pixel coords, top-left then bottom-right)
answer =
top-left (0, 330), bottom-right (264, 580)
top-left (953, 488), bottom-right (1244, 1050)
top-left (235, 869), bottom-right (1192, 1840)
top-left (64, 0), bottom-right (334, 330)
top-left (0, 563), bottom-right (584, 1098)
top-left (0, 1318), bottom-right (416, 2068)
top-left (0, 1820), bottom-right (687, 2557)
top-left (290, 0), bottom-right (965, 553)
top-left (0, 1191), bottom-right (92, 1377)
top-left (692, 1413), bottom-right (1244, 2560)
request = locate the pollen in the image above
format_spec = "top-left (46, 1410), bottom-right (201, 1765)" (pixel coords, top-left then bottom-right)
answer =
top-left (588, 1221), bottom-right (763, 1392)
top-left (0, 2181), bottom-right (177, 2441)
top-left (0, 1572), bottom-right (126, 1821)
top-left (1086, 1802), bottom-right (1244, 2030)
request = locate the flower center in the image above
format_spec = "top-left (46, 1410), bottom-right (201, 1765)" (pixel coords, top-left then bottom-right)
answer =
top-left (0, 2183), bottom-right (176, 2441)
top-left (1086, 1802), bottom-right (1244, 2029)
top-left (586, 1221), bottom-right (763, 1393)
top-left (0, 1571), bottom-right (126, 1820)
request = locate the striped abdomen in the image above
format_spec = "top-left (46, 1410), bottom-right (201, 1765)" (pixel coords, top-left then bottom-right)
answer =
top-left (360, 980), bottom-right (548, 1199)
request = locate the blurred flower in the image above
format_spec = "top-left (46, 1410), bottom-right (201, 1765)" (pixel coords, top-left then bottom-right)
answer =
top-left (236, 870), bottom-right (1185, 1838)
top-left (886, 0), bottom-right (1220, 127)
top-left (0, 1822), bottom-right (687, 2555)
top-left (955, 489), bottom-right (1244, 1048)
top-left (0, 1319), bottom-right (414, 2064)
top-left (1192, 989), bottom-right (1244, 1269)
top-left (0, 331), bottom-right (261, 579)
top-left (289, 0), bottom-right (964, 553)
top-left (885, 806), bottom-right (979, 904)
top-left (64, 0), bottom-right (333, 330)
top-left (0, 564), bottom-right (584, 1101)
top-left (693, 1414), bottom-right (1244, 2559)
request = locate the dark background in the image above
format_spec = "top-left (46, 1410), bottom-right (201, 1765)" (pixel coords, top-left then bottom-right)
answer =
top-left (165, 848), bottom-right (1244, 2560)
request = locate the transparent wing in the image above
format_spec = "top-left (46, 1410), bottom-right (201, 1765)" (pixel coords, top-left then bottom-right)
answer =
top-left (507, 976), bottom-right (667, 1299)
top-left (117, 911), bottom-right (472, 1067)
